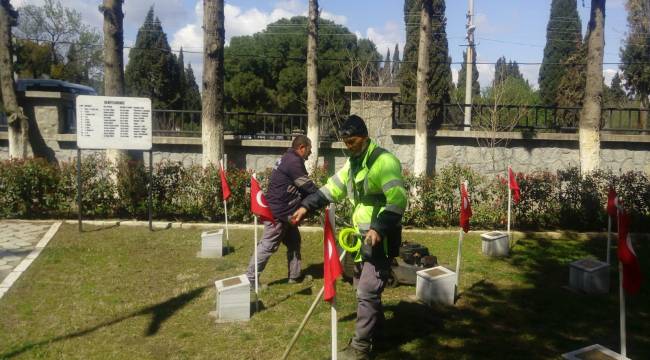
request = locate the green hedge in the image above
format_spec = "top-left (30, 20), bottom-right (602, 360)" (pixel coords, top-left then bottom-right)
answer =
top-left (1, 156), bottom-right (648, 231)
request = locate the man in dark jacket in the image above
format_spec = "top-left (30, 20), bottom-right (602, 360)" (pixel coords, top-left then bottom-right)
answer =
top-left (246, 135), bottom-right (318, 285)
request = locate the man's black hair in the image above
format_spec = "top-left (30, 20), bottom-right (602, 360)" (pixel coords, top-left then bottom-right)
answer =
top-left (292, 134), bottom-right (311, 149)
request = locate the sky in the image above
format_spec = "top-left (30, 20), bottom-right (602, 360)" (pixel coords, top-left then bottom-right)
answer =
top-left (13, 0), bottom-right (631, 90)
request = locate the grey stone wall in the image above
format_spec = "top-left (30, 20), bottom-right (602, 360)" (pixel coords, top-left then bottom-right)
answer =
top-left (1, 92), bottom-right (649, 176)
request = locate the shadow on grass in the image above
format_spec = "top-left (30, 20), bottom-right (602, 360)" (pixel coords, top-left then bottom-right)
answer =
top-left (372, 233), bottom-right (649, 360)
top-left (79, 223), bottom-right (120, 233)
top-left (254, 286), bottom-right (314, 315)
top-left (1, 286), bottom-right (208, 359)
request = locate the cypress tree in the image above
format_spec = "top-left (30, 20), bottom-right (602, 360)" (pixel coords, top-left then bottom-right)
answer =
top-left (538, 0), bottom-right (582, 105)
top-left (382, 48), bottom-right (391, 84)
top-left (392, 43), bottom-right (400, 79)
top-left (456, 49), bottom-right (479, 102)
top-left (620, 0), bottom-right (650, 112)
top-left (495, 56), bottom-right (524, 86)
top-left (125, 7), bottom-right (181, 109)
top-left (399, 0), bottom-right (451, 111)
top-left (184, 63), bottom-right (201, 110)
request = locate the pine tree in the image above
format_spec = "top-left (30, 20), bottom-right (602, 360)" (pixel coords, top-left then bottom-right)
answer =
top-left (399, 0), bottom-right (451, 123)
top-left (456, 49), bottom-right (479, 102)
top-left (620, 0), bottom-right (650, 120)
top-left (184, 63), bottom-right (201, 110)
top-left (494, 56), bottom-right (524, 86)
top-left (125, 7), bottom-right (181, 109)
top-left (538, 0), bottom-right (582, 105)
top-left (392, 43), bottom-right (400, 79)
top-left (382, 48), bottom-right (391, 84)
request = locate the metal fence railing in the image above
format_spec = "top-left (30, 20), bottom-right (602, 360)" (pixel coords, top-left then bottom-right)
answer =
top-left (0, 112), bottom-right (6, 132)
top-left (393, 102), bottom-right (650, 134)
top-left (152, 110), bottom-right (341, 141)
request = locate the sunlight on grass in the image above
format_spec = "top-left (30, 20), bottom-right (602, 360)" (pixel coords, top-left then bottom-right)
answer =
top-left (0, 224), bottom-right (647, 359)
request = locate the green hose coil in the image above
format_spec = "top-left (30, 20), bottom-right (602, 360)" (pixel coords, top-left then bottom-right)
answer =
top-left (338, 227), bottom-right (362, 253)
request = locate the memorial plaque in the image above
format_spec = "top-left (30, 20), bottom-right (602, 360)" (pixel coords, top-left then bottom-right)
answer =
top-left (562, 344), bottom-right (629, 360)
top-left (416, 266), bottom-right (456, 306)
top-left (76, 95), bottom-right (152, 150)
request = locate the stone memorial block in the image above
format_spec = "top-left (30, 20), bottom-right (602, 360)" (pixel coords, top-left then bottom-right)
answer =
top-left (416, 266), bottom-right (456, 306)
top-left (215, 275), bottom-right (250, 322)
top-left (481, 231), bottom-right (509, 257)
top-left (199, 229), bottom-right (224, 258)
top-left (569, 258), bottom-right (610, 294)
top-left (561, 344), bottom-right (629, 360)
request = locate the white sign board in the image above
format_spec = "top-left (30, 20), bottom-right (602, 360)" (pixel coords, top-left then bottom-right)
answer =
top-left (76, 95), bottom-right (152, 150)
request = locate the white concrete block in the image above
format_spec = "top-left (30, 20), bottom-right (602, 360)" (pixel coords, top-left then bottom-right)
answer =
top-left (416, 266), bottom-right (456, 306)
top-left (562, 344), bottom-right (629, 359)
top-left (215, 274), bottom-right (250, 322)
top-left (569, 258), bottom-right (610, 294)
top-left (198, 229), bottom-right (224, 258)
top-left (481, 231), bottom-right (509, 257)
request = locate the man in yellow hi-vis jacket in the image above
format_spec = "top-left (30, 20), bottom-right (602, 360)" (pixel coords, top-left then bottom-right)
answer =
top-left (291, 114), bottom-right (408, 360)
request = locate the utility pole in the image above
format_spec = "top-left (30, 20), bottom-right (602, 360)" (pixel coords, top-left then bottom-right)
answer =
top-left (463, 0), bottom-right (475, 131)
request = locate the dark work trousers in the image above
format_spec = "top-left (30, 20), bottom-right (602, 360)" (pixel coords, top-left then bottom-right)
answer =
top-left (246, 221), bottom-right (302, 284)
top-left (351, 257), bottom-right (390, 353)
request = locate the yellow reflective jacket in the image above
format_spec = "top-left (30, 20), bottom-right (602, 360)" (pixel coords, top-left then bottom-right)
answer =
top-left (319, 140), bottom-right (407, 259)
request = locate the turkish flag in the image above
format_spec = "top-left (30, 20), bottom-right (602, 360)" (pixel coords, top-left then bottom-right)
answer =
top-left (323, 208), bottom-right (343, 302)
top-left (508, 167), bottom-right (520, 204)
top-left (219, 164), bottom-right (231, 201)
top-left (460, 182), bottom-right (472, 233)
top-left (618, 210), bottom-right (642, 295)
top-left (250, 176), bottom-right (275, 223)
top-left (606, 187), bottom-right (618, 219)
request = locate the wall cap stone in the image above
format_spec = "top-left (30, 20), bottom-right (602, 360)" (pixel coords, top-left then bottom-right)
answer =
top-left (390, 128), bottom-right (650, 143)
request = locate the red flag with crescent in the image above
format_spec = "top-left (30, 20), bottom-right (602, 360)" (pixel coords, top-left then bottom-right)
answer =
top-left (323, 208), bottom-right (342, 302)
top-left (508, 167), bottom-right (520, 204)
top-left (618, 210), bottom-right (642, 295)
top-left (219, 164), bottom-right (232, 201)
top-left (250, 176), bottom-right (275, 223)
top-left (460, 182), bottom-right (472, 233)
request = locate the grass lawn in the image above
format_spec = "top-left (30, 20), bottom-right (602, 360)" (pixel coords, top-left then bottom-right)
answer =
top-left (0, 223), bottom-right (648, 359)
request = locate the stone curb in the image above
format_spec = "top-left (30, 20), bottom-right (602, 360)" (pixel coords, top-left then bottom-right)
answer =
top-left (0, 221), bottom-right (62, 300)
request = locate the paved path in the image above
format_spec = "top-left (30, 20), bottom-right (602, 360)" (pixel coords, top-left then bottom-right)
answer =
top-left (0, 221), bottom-right (55, 297)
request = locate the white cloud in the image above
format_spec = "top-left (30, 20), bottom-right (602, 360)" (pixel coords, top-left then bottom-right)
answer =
top-left (451, 66), bottom-right (459, 85)
top-left (476, 59), bottom-right (495, 89)
top-left (520, 64), bottom-right (541, 89)
top-left (363, 21), bottom-right (404, 59)
top-left (603, 68), bottom-right (618, 86)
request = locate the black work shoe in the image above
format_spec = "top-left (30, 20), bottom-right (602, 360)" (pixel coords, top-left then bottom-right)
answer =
top-left (337, 345), bottom-right (370, 360)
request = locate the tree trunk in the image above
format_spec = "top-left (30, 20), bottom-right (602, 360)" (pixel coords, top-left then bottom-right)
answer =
top-left (202, 0), bottom-right (225, 168)
top-left (579, 0), bottom-right (605, 175)
top-left (413, 0), bottom-right (432, 177)
top-left (102, 0), bottom-right (127, 164)
top-left (0, 0), bottom-right (29, 159)
top-left (305, 0), bottom-right (319, 173)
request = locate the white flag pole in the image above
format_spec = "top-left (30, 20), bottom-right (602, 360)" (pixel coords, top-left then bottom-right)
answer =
top-left (223, 155), bottom-right (230, 247)
top-left (507, 167), bottom-right (512, 245)
top-left (455, 180), bottom-right (467, 295)
top-left (606, 216), bottom-right (611, 264)
top-left (221, 157), bottom-right (230, 253)
top-left (619, 261), bottom-right (627, 358)
top-left (253, 173), bottom-right (259, 313)
top-left (331, 296), bottom-right (338, 360)
top-left (456, 230), bottom-right (464, 289)
top-left (282, 250), bottom-right (347, 360)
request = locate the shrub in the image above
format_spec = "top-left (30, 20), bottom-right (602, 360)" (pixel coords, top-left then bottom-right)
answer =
top-left (1, 158), bottom-right (648, 231)
top-left (0, 158), bottom-right (65, 218)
